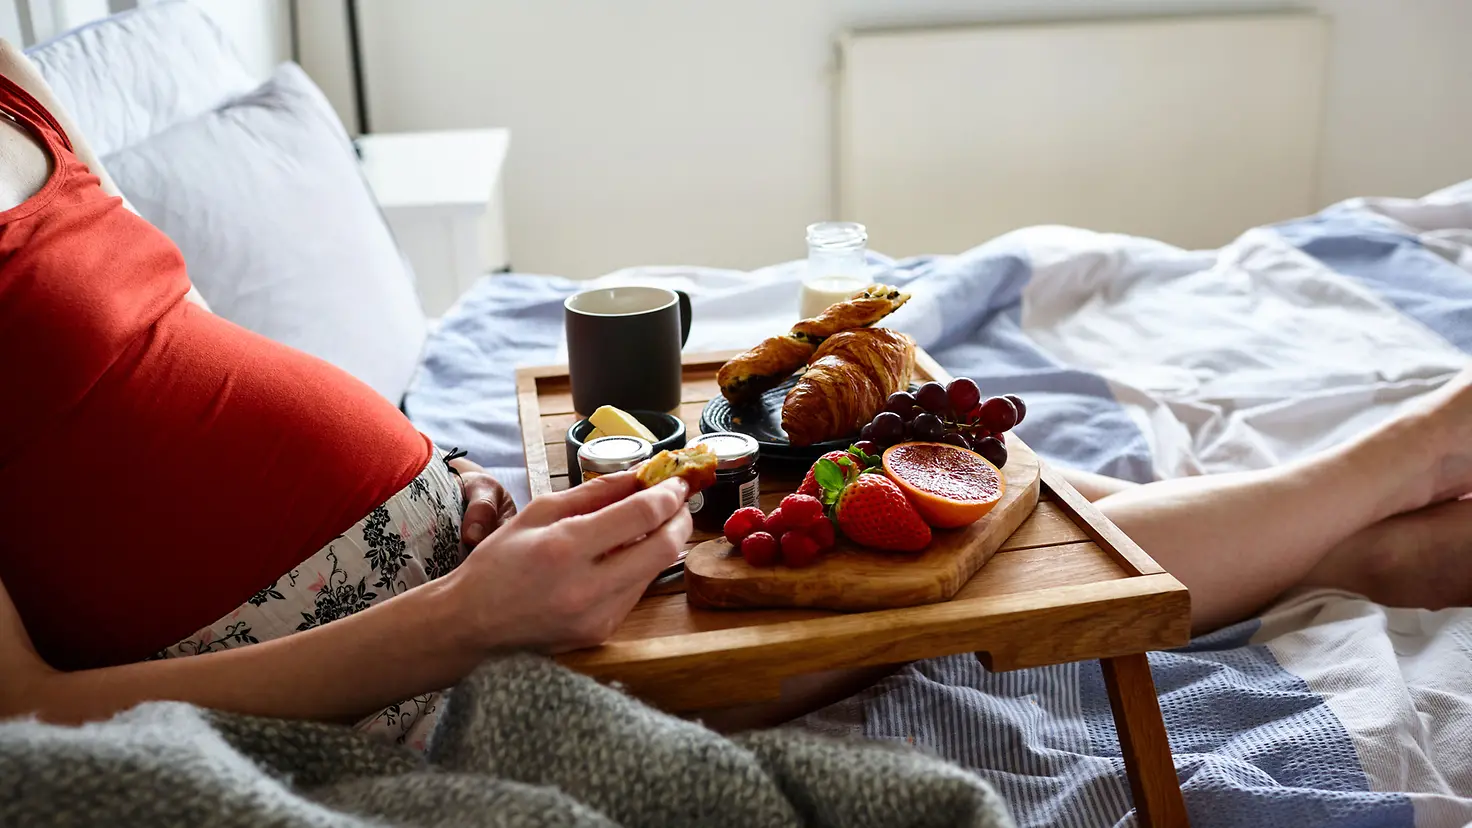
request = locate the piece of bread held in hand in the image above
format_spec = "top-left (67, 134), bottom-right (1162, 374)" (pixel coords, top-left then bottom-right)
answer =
top-left (634, 444), bottom-right (718, 494)
top-left (781, 328), bottom-right (916, 447)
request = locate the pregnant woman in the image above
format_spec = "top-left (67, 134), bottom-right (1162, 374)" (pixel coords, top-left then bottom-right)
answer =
top-left (3, 37), bottom-right (1471, 746)
top-left (0, 44), bottom-right (690, 749)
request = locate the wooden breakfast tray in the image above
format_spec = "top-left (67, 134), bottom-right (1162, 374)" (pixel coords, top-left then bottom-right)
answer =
top-left (516, 347), bottom-right (1194, 827)
top-left (517, 347), bottom-right (1190, 702)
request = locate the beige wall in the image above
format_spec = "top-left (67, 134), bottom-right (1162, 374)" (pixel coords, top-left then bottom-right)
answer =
top-left (294, 0), bottom-right (1472, 277)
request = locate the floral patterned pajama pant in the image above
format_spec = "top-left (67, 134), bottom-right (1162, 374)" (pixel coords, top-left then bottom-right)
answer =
top-left (151, 448), bottom-right (469, 750)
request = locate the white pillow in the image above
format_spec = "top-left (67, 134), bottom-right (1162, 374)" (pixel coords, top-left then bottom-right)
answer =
top-left (103, 63), bottom-right (427, 403)
top-left (27, 1), bottom-right (258, 159)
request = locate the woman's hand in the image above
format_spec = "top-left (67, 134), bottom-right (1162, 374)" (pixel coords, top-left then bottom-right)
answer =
top-left (448, 458), bottom-right (518, 545)
top-left (444, 471), bottom-right (691, 654)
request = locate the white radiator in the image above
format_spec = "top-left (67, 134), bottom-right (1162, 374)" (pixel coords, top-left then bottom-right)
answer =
top-left (837, 14), bottom-right (1329, 256)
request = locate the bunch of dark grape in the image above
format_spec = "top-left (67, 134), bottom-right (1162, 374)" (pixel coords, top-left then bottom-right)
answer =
top-left (854, 378), bottom-right (1026, 470)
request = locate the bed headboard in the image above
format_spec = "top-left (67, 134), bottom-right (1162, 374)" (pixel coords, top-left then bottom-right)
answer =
top-left (837, 13), bottom-right (1329, 255)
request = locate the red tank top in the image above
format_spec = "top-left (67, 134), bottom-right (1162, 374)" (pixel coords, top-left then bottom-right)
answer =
top-left (0, 74), bottom-right (433, 670)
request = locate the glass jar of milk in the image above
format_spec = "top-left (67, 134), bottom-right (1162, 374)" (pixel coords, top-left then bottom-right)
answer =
top-left (799, 221), bottom-right (868, 320)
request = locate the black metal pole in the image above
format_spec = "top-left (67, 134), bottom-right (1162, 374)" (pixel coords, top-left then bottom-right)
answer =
top-left (288, 0), bottom-right (300, 65)
top-left (345, 0), bottom-right (370, 135)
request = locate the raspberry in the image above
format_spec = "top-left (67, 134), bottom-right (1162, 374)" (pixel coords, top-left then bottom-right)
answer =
top-left (780, 530), bottom-right (823, 568)
top-left (806, 518), bottom-right (836, 551)
top-left (764, 507), bottom-right (793, 536)
top-left (723, 506), bottom-right (767, 546)
top-left (779, 494), bottom-right (825, 528)
top-left (740, 531), bottom-right (780, 567)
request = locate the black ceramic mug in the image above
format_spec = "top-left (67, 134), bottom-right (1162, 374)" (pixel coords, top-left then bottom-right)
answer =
top-left (564, 286), bottom-right (692, 415)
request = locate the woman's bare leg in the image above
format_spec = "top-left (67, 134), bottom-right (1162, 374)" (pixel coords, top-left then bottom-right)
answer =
top-left (696, 369), bottom-right (1472, 732)
top-left (1095, 367), bottom-right (1472, 634)
top-left (1055, 467), bottom-right (1141, 502)
top-left (1301, 496), bottom-right (1472, 610)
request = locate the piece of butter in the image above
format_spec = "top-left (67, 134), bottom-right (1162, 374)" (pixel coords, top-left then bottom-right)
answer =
top-left (587, 427), bottom-right (607, 440)
top-left (588, 405), bottom-right (657, 442)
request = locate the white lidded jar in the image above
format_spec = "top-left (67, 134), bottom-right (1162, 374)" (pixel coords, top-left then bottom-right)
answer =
top-left (798, 221), bottom-right (868, 320)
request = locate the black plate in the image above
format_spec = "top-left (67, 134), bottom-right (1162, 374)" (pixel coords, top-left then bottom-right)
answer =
top-left (700, 376), bottom-right (919, 462)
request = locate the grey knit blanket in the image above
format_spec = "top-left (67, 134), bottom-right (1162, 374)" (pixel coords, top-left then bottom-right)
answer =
top-left (0, 653), bottom-right (1014, 827)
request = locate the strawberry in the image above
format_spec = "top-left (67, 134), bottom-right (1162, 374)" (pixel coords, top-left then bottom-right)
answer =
top-left (740, 531), bottom-right (780, 567)
top-left (832, 474), bottom-right (931, 553)
top-left (778, 494), bottom-right (824, 529)
top-left (795, 446), bottom-right (878, 499)
top-left (795, 450), bottom-right (849, 498)
top-left (780, 530), bottom-right (824, 567)
top-left (724, 506), bottom-right (767, 546)
top-left (806, 518), bottom-right (836, 551)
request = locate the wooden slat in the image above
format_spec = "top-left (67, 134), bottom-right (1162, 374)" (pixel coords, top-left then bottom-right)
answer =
top-left (960, 539), bottom-right (1127, 596)
top-left (547, 446), bottom-right (571, 478)
top-left (1041, 464), bottom-right (1166, 577)
top-left (540, 401), bottom-right (710, 447)
top-left (516, 370), bottom-right (554, 499)
top-left (537, 370), bottom-right (724, 417)
top-left (997, 501), bottom-right (1088, 551)
top-left (559, 573), bottom-right (1189, 711)
top-left (536, 377), bottom-right (577, 416)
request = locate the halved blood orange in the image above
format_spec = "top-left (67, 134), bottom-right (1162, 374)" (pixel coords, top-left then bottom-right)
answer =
top-left (881, 441), bottom-right (1005, 528)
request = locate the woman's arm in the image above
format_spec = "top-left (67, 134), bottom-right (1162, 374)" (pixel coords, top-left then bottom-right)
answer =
top-left (0, 569), bottom-right (479, 725)
top-left (1, 472), bottom-right (691, 725)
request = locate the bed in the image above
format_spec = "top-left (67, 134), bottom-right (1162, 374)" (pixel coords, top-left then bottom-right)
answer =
top-left (407, 183), bottom-right (1472, 828)
top-left (26, 3), bottom-right (1472, 825)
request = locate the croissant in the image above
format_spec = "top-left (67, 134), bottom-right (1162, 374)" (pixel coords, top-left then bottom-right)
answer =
top-left (789, 284), bottom-right (910, 342)
top-left (714, 335), bottom-right (816, 406)
top-left (781, 328), bottom-right (916, 446)
top-left (717, 284), bottom-right (911, 406)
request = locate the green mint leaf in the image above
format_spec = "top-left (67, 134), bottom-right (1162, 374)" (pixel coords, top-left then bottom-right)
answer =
top-left (814, 458), bottom-right (845, 492)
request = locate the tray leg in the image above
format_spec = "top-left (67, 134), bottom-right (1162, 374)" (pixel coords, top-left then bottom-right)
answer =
top-left (1101, 653), bottom-right (1189, 828)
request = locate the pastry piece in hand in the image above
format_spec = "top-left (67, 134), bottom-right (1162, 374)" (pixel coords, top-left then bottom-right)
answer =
top-left (789, 284), bottom-right (910, 342)
top-left (782, 328), bottom-right (916, 446)
top-left (634, 444), bottom-right (719, 494)
top-left (716, 335), bottom-right (816, 407)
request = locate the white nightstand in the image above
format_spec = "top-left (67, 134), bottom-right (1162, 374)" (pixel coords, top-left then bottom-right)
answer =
top-left (356, 128), bottom-right (511, 317)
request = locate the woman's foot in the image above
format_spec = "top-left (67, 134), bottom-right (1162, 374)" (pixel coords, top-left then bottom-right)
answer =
top-left (1406, 366), bottom-right (1472, 504)
top-left (1356, 366), bottom-right (1472, 518)
top-left (1302, 496), bottom-right (1472, 610)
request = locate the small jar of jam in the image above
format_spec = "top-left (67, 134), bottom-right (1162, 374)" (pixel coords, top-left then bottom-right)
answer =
top-left (687, 431), bottom-right (760, 532)
top-left (577, 435), bottom-right (653, 483)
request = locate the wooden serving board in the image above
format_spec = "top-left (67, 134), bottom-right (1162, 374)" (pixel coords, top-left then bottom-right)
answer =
top-left (684, 436), bottom-right (1041, 611)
